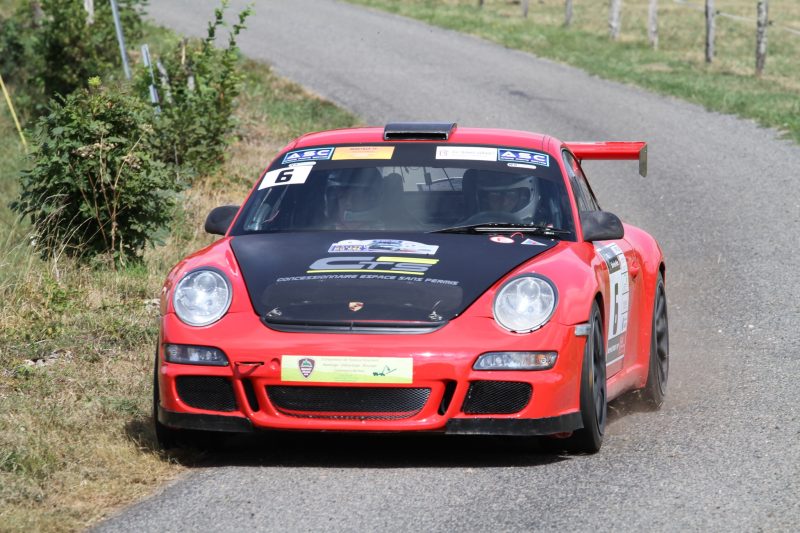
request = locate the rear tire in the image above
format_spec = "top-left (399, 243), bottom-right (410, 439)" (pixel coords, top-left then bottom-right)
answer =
top-left (563, 301), bottom-right (606, 454)
top-left (639, 273), bottom-right (669, 408)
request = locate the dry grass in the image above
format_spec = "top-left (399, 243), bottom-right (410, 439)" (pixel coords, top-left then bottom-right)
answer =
top-left (0, 52), bottom-right (355, 531)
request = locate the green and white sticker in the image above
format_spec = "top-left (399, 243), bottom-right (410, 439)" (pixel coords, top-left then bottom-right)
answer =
top-left (281, 355), bottom-right (413, 384)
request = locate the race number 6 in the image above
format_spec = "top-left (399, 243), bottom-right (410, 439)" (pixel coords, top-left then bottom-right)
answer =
top-left (276, 169), bottom-right (294, 183)
top-left (259, 164), bottom-right (314, 190)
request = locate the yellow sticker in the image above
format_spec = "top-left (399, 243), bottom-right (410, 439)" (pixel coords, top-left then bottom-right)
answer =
top-left (281, 355), bottom-right (413, 384)
top-left (375, 256), bottom-right (438, 265)
top-left (331, 146), bottom-right (395, 160)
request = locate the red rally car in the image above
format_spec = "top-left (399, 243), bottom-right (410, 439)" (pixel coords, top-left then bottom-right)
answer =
top-left (154, 123), bottom-right (668, 453)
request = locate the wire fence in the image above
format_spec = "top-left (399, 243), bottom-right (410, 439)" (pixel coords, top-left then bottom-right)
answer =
top-left (671, 0), bottom-right (800, 37)
top-left (480, 0), bottom-right (792, 75)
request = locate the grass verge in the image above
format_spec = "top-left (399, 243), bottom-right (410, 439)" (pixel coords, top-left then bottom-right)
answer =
top-left (347, 0), bottom-right (800, 142)
top-left (0, 23), bottom-right (356, 533)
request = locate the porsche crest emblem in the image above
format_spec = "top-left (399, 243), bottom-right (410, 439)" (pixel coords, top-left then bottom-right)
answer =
top-left (298, 358), bottom-right (315, 378)
top-left (349, 301), bottom-right (364, 312)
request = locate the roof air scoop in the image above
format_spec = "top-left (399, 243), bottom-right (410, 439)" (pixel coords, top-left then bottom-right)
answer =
top-left (383, 122), bottom-right (457, 141)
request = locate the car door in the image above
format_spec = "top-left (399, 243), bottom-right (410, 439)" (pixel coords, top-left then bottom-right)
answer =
top-left (562, 151), bottom-right (642, 377)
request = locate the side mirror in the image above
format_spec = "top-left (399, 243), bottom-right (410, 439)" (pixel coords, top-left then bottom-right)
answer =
top-left (581, 211), bottom-right (624, 241)
top-left (204, 205), bottom-right (240, 236)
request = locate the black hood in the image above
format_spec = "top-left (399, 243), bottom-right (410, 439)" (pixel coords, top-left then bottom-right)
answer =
top-left (230, 232), bottom-right (556, 329)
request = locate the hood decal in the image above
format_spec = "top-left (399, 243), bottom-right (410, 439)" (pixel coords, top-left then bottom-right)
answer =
top-left (328, 238), bottom-right (439, 255)
top-left (230, 232), bottom-right (557, 324)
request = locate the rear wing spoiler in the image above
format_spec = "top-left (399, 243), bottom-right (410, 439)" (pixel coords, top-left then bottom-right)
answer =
top-left (564, 142), bottom-right (647, 177)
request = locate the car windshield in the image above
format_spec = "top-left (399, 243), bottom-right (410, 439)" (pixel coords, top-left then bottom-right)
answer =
top-left (230, 143), bottom-right (575, 239)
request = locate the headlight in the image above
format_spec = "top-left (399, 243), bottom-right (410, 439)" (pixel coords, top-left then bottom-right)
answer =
top-left (474, 351), bottom-right (557, 370)
top-left (173, 268), bottom-right (232, 326)
top-left (492, 274), bottom-right (557, 333)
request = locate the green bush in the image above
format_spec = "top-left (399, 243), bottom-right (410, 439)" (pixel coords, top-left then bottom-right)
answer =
top-left (10, 79), bottom-right (182, 265)
top-left (0, 0), bottom-right (146, 115)
top-left (35, 0), bottom-right (147, 99)
top-left (0, 14), bottom-right (27, 80)
top-left (0, 7), bottom-right (43, 118)
top-left (140, 1), bottom-right (252, 178)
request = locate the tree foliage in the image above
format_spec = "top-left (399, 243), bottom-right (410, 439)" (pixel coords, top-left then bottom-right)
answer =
top-left (0, 0), bottom-right (147, 114)
top-left (35, 0), bottom-right (145, 98)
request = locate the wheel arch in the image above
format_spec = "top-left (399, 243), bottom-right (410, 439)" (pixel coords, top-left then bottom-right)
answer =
top-left (593, 291), bottom-right (605, 331)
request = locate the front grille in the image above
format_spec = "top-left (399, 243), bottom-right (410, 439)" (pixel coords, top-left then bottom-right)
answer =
top-left (461, 381), bottom-right (532, 415)
top-left (176, 376), bottom-right (237, 412)
top-left (267, 386), bottom-right (430, 420)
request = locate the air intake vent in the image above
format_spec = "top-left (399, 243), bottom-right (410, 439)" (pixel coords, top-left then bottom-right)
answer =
top-left (242, 378), bottom-right (260, 412)
top-left (176, 376), bottom-right (237, 412)
top-left (383, 122), bottom-right (457, 141)
top-left (461, 381), bottom-right (531, 415)
top-left (439, 380), bottom-right (457, 415)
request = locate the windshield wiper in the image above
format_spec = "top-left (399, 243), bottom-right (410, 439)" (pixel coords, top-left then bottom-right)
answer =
top-left (429, 223), bottom-right (571, 237)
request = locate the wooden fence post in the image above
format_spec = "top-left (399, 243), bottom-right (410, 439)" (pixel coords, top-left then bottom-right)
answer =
top-left (756, 0), bottom-right (768, 76)
top-left (609, 0), bottom-right (623, 40)
top-left (83, 0), bottom-right (94, 24)
top-left (30, 1), bottom-right (44, 27)
top-left (648, 0), bottom-right (658, 49)
top-left (522, 0), bottom-right (529, 18)
top-left (565, 0), bottom-right (573, 27)
top-left (705, 0), bottom-right (715, 63)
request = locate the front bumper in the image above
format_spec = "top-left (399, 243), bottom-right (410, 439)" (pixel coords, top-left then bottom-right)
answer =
top-left (157, 312), bottom-right (586, 436)
top-left (158, 405), bottom-right (582, 436)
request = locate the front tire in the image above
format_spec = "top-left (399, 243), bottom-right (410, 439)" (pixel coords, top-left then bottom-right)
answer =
top-left (564, 301), bottom-right (607, 453)
top-left (639, 273), bottom-right (669, 408)
top-left (153, 348), bottom-right (181, 450)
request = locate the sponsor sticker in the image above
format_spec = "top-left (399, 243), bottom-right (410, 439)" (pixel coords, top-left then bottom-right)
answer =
top-left (331, 146), bottom-right (395, 160)
top-left (281, 355), bottom-right (413, 384)
top-left (275, 274), bottom-right (459, 285)
top-left (507, 163), bottom-right (539, 170)
top-left (328, 239), bottom-right (438, 255)
top-left (436, 146), bottom-right (497, 161)
top-left (308, 256), bottom-right (439, 276)
top-left (282, 147), bottom-right (334, 164)
top-left (258, 164), bottom-right (314, 190)
top-left (595, 243), bottom-right (630, 366)
top-left (490, 236), bottom-right (514, 244)
top-left (521, 238), bottom-right (547, 246)
top-left (498, 148), bottom-right (550, 167)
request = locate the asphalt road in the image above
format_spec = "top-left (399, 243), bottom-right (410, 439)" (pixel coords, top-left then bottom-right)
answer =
top-left (98, 1), bottom-right (800, 531)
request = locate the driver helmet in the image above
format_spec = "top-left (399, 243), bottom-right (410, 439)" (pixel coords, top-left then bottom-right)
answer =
top-left (475, 174), bottom-right (536, 219)
top-left (324, 168), bottom-right (384, 223)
